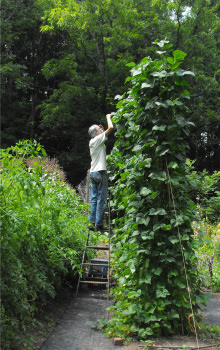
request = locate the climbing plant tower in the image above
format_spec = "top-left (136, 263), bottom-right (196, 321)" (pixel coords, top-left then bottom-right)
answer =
top-left (105, 41), bottom-right (206, 338)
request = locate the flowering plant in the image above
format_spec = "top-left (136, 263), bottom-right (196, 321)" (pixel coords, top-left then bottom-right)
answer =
top-left (193, 215), bottom-right (220, 291)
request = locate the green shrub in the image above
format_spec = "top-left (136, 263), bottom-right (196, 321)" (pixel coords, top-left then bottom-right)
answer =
top-left (192, 219), bottom-right (220, 292)
top-left (0, 140), bottom-right (91, 349)
top-left (186, 159), bottom-right (220, 223)
top-left (186, 160), bottom-right (220, 291)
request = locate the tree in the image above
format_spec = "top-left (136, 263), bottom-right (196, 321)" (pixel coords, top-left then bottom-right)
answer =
top-left (34, 0), bottom-right (164, 184)
top-left (150, 0), bottom-right (220, 171)
top-left (1, 0), bottom-right (219, 185)
top-left (1, 0), bottom-right (67, 146)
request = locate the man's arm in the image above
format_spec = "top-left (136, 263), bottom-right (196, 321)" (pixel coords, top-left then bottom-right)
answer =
top-left (105, 114), bottom-right (114, 137)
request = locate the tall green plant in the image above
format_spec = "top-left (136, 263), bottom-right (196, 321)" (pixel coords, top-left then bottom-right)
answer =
top-left (0, 140), bottom-right (92, 349)
top-left (105, 40), bottom-right (206, 339)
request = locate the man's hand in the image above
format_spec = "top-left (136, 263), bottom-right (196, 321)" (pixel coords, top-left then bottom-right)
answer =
top-left (105, 113), bottom-right (114, 137)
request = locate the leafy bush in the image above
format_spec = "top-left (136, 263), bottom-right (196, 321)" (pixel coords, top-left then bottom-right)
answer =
top-left (0, 140), bottom-right (91, 349)
top-left (186, 160), bottom-right (220, 291)
top-left (104, 41), bottom-right (207, 339)
top-left (193, 219), bottom-right (220, 292)
top-left (186, 159), bottom-right (220, 223)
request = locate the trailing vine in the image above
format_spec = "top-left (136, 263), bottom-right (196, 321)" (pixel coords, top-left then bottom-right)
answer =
top-left (105, 40), bottom-right (207, 339)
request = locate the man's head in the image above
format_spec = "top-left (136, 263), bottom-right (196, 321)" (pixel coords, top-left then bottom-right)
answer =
top-left (88, 125), bottom-right (103, 138)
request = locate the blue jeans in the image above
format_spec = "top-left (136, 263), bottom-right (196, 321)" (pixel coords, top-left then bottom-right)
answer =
top-left (89, 171), bottom-right (108, 226)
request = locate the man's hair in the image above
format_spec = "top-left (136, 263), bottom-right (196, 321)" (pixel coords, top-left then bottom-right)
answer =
top-left (88, 125), bottom-right (98, 139)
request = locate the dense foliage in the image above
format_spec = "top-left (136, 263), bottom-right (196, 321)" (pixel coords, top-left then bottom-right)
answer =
top-left (1, 0), bottom-right (219, 345)
top-left (104, 41), bottom-right (207, 339)
top-left (0, 140), bottom-right (93, 350)
top-left (186, 163), bottom-right (220, 291)
top-left (193, 220), bottom-right (220, 292)
top-left (1, 0), bottom-right (219, 185)
top-left (186, 159), bottom-right (220, 223)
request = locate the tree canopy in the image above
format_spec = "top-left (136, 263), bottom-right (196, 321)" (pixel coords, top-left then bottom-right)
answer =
top-left (1, 0), bottom-right (220, 185)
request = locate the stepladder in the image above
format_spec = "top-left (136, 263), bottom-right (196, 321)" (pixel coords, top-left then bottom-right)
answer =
top-left (75, 198), bottom-right (111, 300)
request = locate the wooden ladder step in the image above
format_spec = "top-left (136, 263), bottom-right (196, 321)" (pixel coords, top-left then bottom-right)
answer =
top-left (80, 281), bottom-right (108, 284)
top-left (86, 245), bottom-right (109, 250)
top-left (86, 276), bottom-right (108, 281)
top-left (82, 263), bottom-right (110, 267)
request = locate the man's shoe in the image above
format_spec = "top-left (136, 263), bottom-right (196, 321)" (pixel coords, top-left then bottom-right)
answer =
top-left (95, 225), bottom-right (108, 232)
top-left (88, 223), bottom-right (95, 231)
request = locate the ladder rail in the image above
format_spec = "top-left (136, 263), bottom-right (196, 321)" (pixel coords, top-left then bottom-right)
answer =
top-left (107, 197), bottom-right (111, 300)
top-left (75, 230), bottom-right (90, 298)
top-left (75, 196), bottom-right (111, 300)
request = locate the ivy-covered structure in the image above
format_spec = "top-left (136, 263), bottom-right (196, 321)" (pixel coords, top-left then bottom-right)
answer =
top-left (105, 41), bottom-right (207, 338)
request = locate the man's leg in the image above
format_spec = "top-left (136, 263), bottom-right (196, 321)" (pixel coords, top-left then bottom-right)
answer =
top-left (89, 172), bottom-right (102, 225)
top-left (95, 171), bottom-right (108, 227)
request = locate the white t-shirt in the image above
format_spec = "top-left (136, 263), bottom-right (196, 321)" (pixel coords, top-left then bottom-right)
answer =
top-left (89, 132), bottom-right (107, 172)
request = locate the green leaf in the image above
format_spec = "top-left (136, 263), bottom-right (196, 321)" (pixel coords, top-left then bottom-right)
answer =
top-left (153, 223), bottom-right (164, 231)
top-left (116, 100), bottom-right (123, 109)
top-left (156, 288), bottom-right (170, 298)
top-left (155, 101), bottom-right (167, 108)
top-left (149, 171), bottom-right (166, 181)
top-left (167, 57), bottom-right (174, 65)
top-left (120, 172), bottom-right (129, 181)
top-left (130, 262), bottom-right (136, 274)
top-left (152, 125), bottom-right (166, 131)
top-left (141, 82), bottom-right (152, 88)
top-left (132, 145), bottom-right (142, 152)
top-left (42, 148), bottom-right (47, 158)
top-left (125, 76), bottom-right (132, 83)
top-left (153, 267), bottom-right (162, 276)
top-left (152, 70), bottom-right (168, 78)
top-left (173, 50), bottom-right (187, 61)
top-left (156, 146), bottom-right (169, 156)
top-left (140, 187), bottom-right (152, 196)
top-left (169, 237), bottom-right (179, 244)
top-left (144, 275), bottom-right (152, 284)
top-left (145, 259), bottom-right (150, 269)
top-left (182, 71), bottom-right (195, 76)
top-left (154, 39), bottom-right (170, 47)
top-left (149, 208), bottom-right (166, 215)
top-left (166, 99), bottom-right (174, 106)
top-left (145, 101), bottom-right (154, 110)
top-left (126, 62), bottom-right (136, 67)
top-left (136, 217), bottom-right (150, 226)
top-left (183, 89), bottom-right (190, 96)
top-left (168, 162), bottom-right (179, 169)
top-left (163, 224), bottom-right (172, 231)
top-left (122, 304), bottom-right (137, 315)
top-left (132, 67), bottom-right (142, 76)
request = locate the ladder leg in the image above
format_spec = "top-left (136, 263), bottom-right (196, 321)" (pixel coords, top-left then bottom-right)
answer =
top-left (75, 230), bottom-right (90, 298)
top-left (76, 197), bottom-right (111, 300)
top-left (107, 197), bottom-right (111, 301)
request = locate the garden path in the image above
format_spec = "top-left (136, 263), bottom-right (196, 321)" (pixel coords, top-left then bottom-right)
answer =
top-left (40, 286), bottom-right (220, 350)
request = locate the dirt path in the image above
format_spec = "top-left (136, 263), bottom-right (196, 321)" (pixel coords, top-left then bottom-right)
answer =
top-left (39, 286), bottom-right (220, 350)
top-left (199, 292), bottom-right (220, 326)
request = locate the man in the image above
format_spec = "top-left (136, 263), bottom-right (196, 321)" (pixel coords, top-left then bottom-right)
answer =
top-left (88, 114), bottom-right (114, 231)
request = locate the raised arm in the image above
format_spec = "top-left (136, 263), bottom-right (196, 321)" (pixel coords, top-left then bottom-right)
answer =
top-left (105, 114), bottom-right (114, 137)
